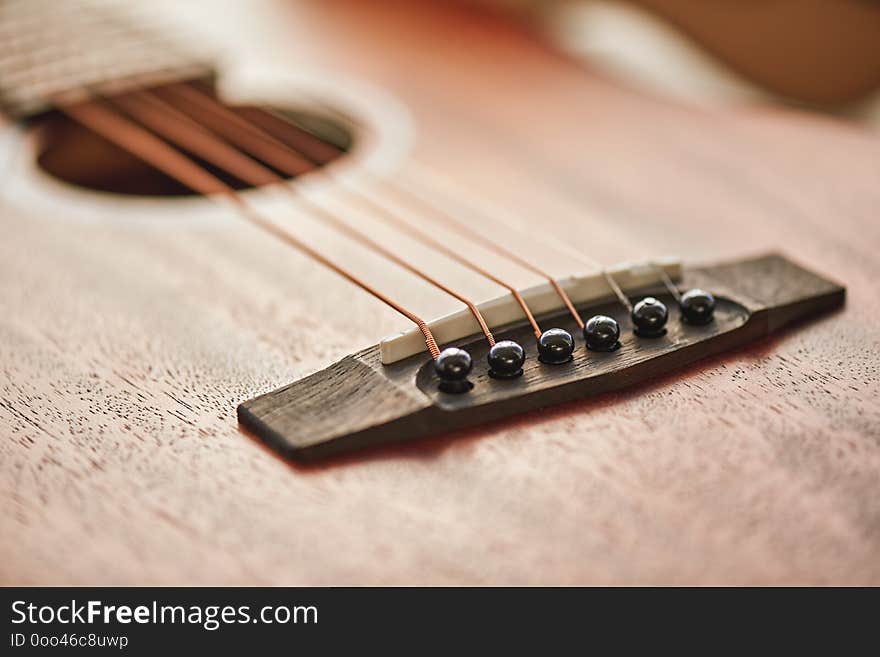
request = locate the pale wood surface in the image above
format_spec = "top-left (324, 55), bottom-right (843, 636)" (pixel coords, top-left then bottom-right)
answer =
top-left (1, 0), bottom-right (878, 584)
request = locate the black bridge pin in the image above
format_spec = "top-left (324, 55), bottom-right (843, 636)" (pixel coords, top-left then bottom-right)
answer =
top-left (583, 314), bottom-right (621, 351)
top-left (679, 288), bottom-right (716, 325)
top-left (581, 270), bottom-right (632, 350)
top-left (655, 266), bottom-right (715, 325)
top-left (488, 340), bottom-right (525, 378)
top-left (434, 347), bottom-right (474, 393)
top-left (537, 328), bottom-right (574, 364)
top-left (631, 296), bottom-right (669, 337)
top-left (597, 267), bottom-right (668, 338)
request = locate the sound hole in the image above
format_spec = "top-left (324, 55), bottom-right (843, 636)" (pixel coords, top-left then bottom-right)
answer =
top-left (33, 84), bottom-right (354, 197)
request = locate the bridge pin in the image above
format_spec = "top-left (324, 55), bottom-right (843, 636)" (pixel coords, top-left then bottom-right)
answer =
top-left (434, 347), bottom-right (474, 393)
top-left (584, 315), bottom-right (621, 351)
top-left (632, 297), bottom-right (669, 337)
top-left (488, 340), bottom-right (525, 378)
top-left (679, 289), bottom-right (716, 324)
top-left (538, 328), bottom-right (574, 364)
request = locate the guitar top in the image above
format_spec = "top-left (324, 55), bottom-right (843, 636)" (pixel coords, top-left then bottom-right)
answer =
top-left (0, 0), bottom-right (878, 585)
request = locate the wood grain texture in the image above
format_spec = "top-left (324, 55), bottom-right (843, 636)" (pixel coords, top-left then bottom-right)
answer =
top-left (1, 0), bottom-right (879, 585)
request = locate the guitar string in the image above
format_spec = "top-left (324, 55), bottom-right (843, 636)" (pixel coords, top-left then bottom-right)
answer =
top-left (404, 165), bottom-right (687, 306)
top-left (236, 91), bottom-right (639, 316)
top-left (333, 187), bottom-right (543, 339)
top-left (178, 82), bottom-right (652, 326)
top-left (59, 97), bottom-right (443, 359)
top-left (376, 182), bottom-right (586, 329)
top-left (108, 88), bottom-right (497, 347)
top-left (400, 164), bottom-right (639, 312)
top-left (411, 164), bottom-right (694, 306)
top-left (156, 80), bottom-right (565, 340)
top-left (64, 80), bottom-right (650, 356)
top-left (162, 81), bottom-right (666, 318)
top-left (197, 80), bottom-right (587, 333)
top-left (656, 268), bottom-right (683, 302)
top-left (263, 93), bottom-right (659, 314)
top-left (154, 81), bottom-right (543, 339)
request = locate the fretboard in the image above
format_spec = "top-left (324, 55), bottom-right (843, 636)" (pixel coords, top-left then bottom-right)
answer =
top-left (0, 0), bottom-right (210, 119)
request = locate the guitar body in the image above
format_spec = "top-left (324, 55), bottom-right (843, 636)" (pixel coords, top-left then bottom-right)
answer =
top-left (1, 0), bottom-right (878, 584)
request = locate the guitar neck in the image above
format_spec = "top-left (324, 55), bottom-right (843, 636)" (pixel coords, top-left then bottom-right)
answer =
top-left (0, 0), bottom-right (208, 119)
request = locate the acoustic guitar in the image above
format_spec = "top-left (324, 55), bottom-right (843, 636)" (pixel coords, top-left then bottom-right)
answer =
top-left (1, 0), bottom-right (877, 585)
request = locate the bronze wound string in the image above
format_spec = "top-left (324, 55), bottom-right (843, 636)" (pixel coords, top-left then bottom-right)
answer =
top-left (206, 97), bottom-right (588, 329)
top-left (183, 84), bottom-right (594, 331)
top-left (212, 86), bottom-right (588, 332)
top-left (59, 97), bottom-right (443, 359)
top-left (106, 89), bottom-right (497, 347)
top-left (155, 82), bottom-right (316, 176)
top-left (338, 188), bottom-right (544, 340)
top-left (249, 91), bottom-right (650, 317)
top-left (397, 164), bottom-right (699, 335)
top-left (221, 95), bottom-right (683, 355)
top-left (396, 164), bottom-right (642, 314)
top-left (377, 183), bottom-right (586, 329)
top-left (158, 81), bottom-right (549, 340)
